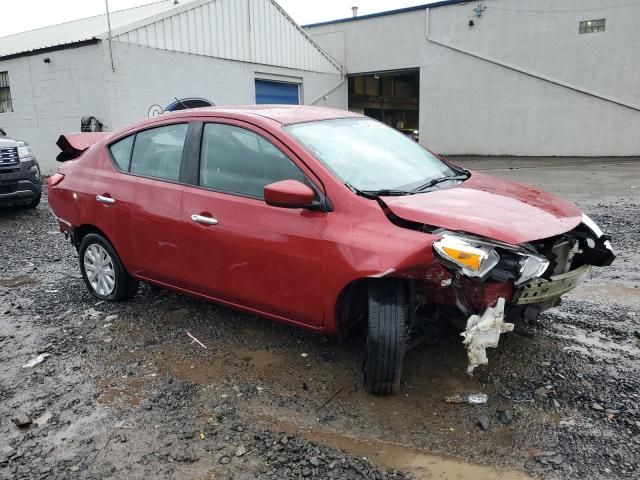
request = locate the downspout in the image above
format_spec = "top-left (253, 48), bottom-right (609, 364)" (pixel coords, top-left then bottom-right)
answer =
top-left (310, 69), bottom-right (347, 106)
top-left (104, 0), bottom-right (116, 72)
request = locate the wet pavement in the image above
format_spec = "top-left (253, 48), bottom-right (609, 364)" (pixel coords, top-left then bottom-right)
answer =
top-left (0, 157), bottom-right (639, 479)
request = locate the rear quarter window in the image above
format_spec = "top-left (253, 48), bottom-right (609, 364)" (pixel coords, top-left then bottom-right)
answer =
top-left (108, 135), bottom-right (134, 171)
top-left (129, 124), bottom-right (188, 182)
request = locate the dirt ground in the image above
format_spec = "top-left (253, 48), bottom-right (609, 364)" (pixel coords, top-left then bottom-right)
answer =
top-left (1, 157), bottom-right (639, 480)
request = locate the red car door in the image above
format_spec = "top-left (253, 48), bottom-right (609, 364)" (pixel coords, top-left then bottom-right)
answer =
top-left (120, 122), bottom-right (190, 286)
top-left (181, 121), bottom-right (327, 328)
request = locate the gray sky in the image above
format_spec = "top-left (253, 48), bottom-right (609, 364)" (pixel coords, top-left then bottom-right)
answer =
top-left (0, 0), bottom-right (436, 37)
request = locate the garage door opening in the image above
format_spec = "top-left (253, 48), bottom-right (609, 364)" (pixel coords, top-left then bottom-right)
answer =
top-left (255, 79), bottom-right (300, 105)
top-left (348, 69), bottom-right (419, 141)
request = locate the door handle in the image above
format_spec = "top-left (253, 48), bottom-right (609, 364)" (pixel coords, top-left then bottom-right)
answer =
top-left (96, 195), bottom-right (116, 205)
top-left (191, 214), bottom-right (218, 226)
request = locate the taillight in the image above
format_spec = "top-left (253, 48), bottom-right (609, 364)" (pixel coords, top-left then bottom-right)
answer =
top-left (48, 173), bottom-right (65, 188)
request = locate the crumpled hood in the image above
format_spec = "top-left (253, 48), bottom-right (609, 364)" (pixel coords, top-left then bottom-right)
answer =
top-left (382, 171), bottom-right (583, 244)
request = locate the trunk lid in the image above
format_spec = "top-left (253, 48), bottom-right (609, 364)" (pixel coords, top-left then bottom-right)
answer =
top-left (56, 132), bottom-right (110, 162)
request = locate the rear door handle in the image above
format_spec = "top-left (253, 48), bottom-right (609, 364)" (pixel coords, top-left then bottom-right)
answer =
top-left (191, 214), bottom-right (218, 226)
top-left (96, 195), bottom-right (116, 205)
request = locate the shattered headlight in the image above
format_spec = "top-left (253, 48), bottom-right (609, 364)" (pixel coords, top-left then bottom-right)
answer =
top-left (433, 232), bottom-right (549, 284)
top-left (516, 254), bottom-right (549, 285)
top-left (433, 234), bottom-right (500, 278)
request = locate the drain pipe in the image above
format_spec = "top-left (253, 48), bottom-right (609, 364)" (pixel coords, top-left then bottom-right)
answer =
top-left (311, 71), bottom-right (347, 106)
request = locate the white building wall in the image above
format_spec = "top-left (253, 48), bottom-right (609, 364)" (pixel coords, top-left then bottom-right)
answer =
top-left (307, 0), bottom-right (640, 156)
top-left (0, 43), bottom-right (109, 172)
top-left (102, 41), bottom-right (345, 131)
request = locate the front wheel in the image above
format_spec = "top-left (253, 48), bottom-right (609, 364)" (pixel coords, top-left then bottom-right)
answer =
top-left (79, 233), bottom-right (139, 301)
top-left (363, 279), bottom-right (408, 395)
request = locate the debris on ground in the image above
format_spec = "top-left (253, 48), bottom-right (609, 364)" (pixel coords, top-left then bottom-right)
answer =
top-left (445, 392), bottom-right (489, 404)
top-left (21, 352), bottom-right (50, 368)
top-left (186, 331), bottom-right (208, 349)
top-left (477, 415), bottom-right (491, 431)
top-left (11, 412), bottom-right (32, 428)
top-left (461, 298), bottom-right (514, 375)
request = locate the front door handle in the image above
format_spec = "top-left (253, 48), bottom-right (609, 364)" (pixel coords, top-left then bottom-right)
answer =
top-left (96, 195), bottom-right (116, 205)
top-left (191, 214), bottom-right (218, 226)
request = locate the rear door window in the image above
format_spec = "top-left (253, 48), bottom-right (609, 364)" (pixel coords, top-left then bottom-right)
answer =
top-left (199, 123), bottom-right (306, 199)
top-left (108, 135), bottom-right (134, 171)
top-left (129, 124), bottom-right (188, 182)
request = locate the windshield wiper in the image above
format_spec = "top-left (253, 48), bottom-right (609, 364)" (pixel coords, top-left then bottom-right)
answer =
top-left (346, 183), bottom-right (412, 199)
top-left (410, 173), bottom-right (470, 194)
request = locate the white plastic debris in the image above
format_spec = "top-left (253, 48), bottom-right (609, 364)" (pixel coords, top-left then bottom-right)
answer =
top-left (461, 298), bottom-right (514, 375)
top-left (444, 392), bottom-right (489, 404)
top-left (22, 353), bottom-right (50, 368)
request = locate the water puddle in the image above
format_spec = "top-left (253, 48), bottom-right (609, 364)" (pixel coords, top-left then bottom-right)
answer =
top-left (0, 275), bottom-right (37, 288)
top-left (97, 378), bottom-right (146, 405)
top-left (556, 325), bottom-right (640, 359)
top-left (572, 281), bottom-right (640, 304)
top-left (260, 416), bottom-right (530, 480)
top-left (153, 348), bottom-right (285, 385)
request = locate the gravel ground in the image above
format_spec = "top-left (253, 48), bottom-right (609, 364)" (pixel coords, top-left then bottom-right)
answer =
top-left (0, 158), bottom-right (638, 480)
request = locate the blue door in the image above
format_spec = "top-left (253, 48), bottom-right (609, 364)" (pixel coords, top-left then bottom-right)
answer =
top-left (255, 80), bottom-right (300, 105)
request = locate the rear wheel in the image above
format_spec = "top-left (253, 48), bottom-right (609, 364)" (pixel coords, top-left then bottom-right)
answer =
top-left (363, 279), bottom-right (408, 395)
top-left (79, 233), bottom-right (138, 301)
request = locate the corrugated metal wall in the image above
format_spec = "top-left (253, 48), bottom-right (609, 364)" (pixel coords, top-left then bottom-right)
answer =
top-left (114, 0), bottom-right (341, 74)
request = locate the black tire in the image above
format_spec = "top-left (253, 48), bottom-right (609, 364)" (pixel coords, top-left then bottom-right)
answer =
top-left (78, 233), bottom-right (139, 301)
top-left (363, 279), bottom-right (408, 395)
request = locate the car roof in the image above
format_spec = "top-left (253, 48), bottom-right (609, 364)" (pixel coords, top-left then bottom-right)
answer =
top-left (159, 105), bottom-right (362, 126)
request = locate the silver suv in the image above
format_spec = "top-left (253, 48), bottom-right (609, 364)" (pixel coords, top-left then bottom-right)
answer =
top-left (0, 127), bottom-right (42, 208)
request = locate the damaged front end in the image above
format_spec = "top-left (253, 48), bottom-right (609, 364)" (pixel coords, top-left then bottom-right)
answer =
top-left (426, 214), bottom-right (615, 373)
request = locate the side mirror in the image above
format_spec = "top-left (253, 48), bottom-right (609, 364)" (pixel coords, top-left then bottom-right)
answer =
top-left (264, 180), bottom-right (317, 209)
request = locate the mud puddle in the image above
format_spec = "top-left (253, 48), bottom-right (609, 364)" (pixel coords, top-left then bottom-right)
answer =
top-left (554, 324), bottom-right (640, 359)
top-left (258, 415), bottom-right (530, 480)
top-left (0, 275), bottom-right (37, 288)
top-left (572, 280), bottom-right (640, 304)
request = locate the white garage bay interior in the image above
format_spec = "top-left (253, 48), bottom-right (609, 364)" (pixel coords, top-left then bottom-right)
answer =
top-left (0, 0), bottom-right (639, 173)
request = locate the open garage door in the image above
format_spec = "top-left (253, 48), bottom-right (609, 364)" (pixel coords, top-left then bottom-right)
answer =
top-left (348, 69), bottom-right (419, 141)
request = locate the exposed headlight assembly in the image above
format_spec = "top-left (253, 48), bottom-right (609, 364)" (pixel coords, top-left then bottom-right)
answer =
top-left (433, 233), bottom-right (549, 284)
top-left (516, 254), bottom-right (549, 285)
top-left (433, 234), bottom-right (500, 278)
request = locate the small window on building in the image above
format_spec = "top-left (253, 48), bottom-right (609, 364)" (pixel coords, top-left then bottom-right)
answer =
top-left (255, 80), bottom-right (300, 105)
top-left (579, 19), bottom-right (605, 34)
top-left (109, 135), bottom-right (135, 171)
top-left (0, 72), bottom-right (13, 113)
top-left (130, 124), bottom-right (188, 182)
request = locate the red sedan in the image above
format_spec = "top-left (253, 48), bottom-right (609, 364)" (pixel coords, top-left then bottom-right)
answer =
top-left (48, 106), bottom-right (614, 395)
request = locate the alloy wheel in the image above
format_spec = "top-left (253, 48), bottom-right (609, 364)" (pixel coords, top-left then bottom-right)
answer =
top-left (83, 244), bottom-right (116, 296)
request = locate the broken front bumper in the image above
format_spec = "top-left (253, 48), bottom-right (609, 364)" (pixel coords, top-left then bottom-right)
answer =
top-left (512, 264), bottom-right (591, 305)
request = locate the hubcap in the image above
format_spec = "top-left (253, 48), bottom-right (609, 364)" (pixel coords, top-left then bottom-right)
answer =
top-left (83, 244), bottom-right (116, 296)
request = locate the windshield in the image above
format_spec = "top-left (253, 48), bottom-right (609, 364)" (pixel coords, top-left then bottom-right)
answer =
top-left (285, 117), bottom-right (454, 193)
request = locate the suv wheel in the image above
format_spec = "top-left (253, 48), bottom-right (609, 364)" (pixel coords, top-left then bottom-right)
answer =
top-left (363, 279), bottom-right (408, 395)
top-left (79, 233), bottom-right (139, 301)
